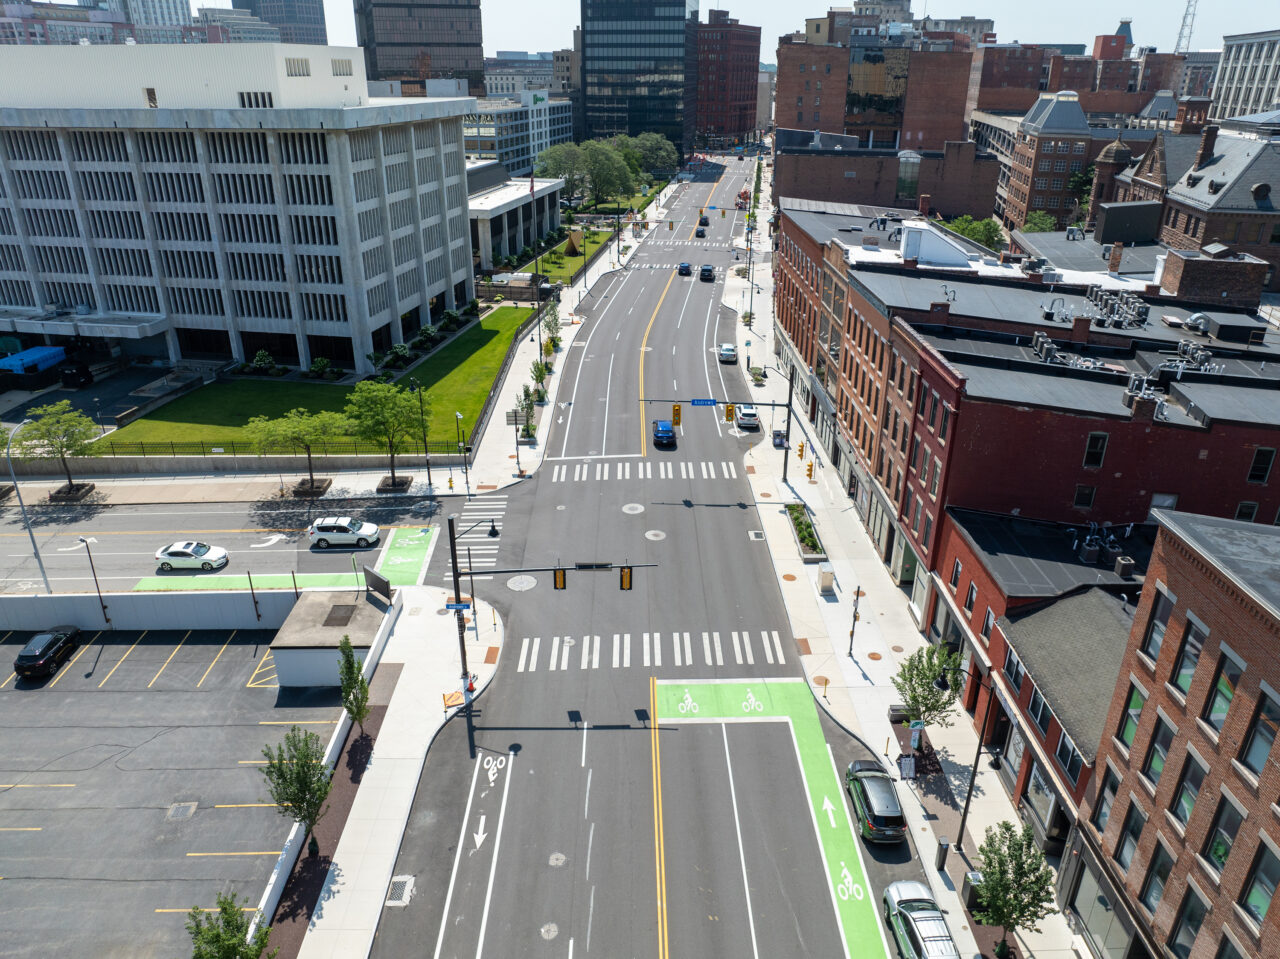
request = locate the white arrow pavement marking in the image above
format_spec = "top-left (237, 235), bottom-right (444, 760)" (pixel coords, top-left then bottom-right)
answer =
top-left (57, 537), bottom-right (94, 551)
top-left (822, 796), bottom-right (837, 829)
top-left (250, 534), bottom-right (286, 548)
top-left (473, 814), bottom-right (487, 850)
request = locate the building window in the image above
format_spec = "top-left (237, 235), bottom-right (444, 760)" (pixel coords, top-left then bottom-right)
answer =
top-left (1056, 729), bottom-right (1084, 784)
top-left (1141, 590), bottom-right (1174, 662)
top-left (1034, 177), bottom-right (1049, 190)
top-left (1140, 843), bottom-right (1175, 914)
top-left (1203, 654), bottom-right (1244, 734)
top-left (1214, 938), bottom-right (1245, 959)
top-left (1093, 766), bottom-right (1119, 832)
top-left (939, 407), bottom-right (950, 441)
top-left (1236, 501), bottom-right (1259, 522)
top-left (1143, 718), bottom-right (1175, 786)
top-left (145, 87), bottom-right (158, 108)
top-left (1074, 142), bottom-right (1086, 153)
top-left (1240, 843), bottom-right (1280, 925)
top-left (1167, 888), bottom-right (1208, 959)
top-left (964, 582), bottom-right (977, 614)
top-left (1170, 754), bottom-right (1206, 828)
top-left (1249, 447), bottom-right (1275, 483)
top-left (981, 607), bottom-right (995, 640)
top-left (1118, 684), bottom-right (1146, 748)
top-left (1028, 686), bottom-right (1052, 734)
top-left (950, 559), bottom-right (961, 589)
top-left (1074, 484), bottom-right (1096, 509)
top-left (1203, 799), bottom-right (1245, 874)
top-left (1240, 692), bottom-right (1280, 775)
top-left (1005, 646), bottom-right (1026, 692)
top-left (1115, 802), bottom-right (1147, 870)
top-left (929, 460), bottom-right (941, 497)
top-left (1172, 621), bottom-right (1205, 695)
top-left (923, 515), bottom-right (933, 548)
top-left (1083, 432), bottom-right (1109, 469)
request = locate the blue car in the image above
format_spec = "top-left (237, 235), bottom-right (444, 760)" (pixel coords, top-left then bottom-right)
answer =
top-left (652, 419), bottom-right (676, 447)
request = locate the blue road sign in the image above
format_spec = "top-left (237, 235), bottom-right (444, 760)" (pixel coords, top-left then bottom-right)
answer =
top-left (690, 398), bottom-right (717, 407)
top-left (446, 602), bottom-right (471, 611)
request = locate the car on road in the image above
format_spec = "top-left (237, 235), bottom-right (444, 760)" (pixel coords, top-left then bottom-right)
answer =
top-left (155, 541), bottom-right (229, 571)
top-left (882, 882), bottom-right (960, 959)
top-left (734, 404), bottom-right (759, 429)
top-left (718, 343), bottom-right (738, 363)
top-left (695, 227), bottom-right (706, 238)
top-left (652, 419), bottom-right (676, 447)
top-left (678, 262), bottom-right (692, 276)
top-left (308, 517), bottom-right (381, 549)
top-left (700, 264), bottom-right (715, 281)
top-left (698, 215), bottom-right (710, 226)
top-left (13, 626), bottom-right (81, 678)
top-left (845, 759), bottom-right (907, 843)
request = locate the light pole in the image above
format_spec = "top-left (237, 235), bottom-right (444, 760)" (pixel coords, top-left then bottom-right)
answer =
top-left (454, 412), bottom-right (470, 497)
top-left (94, 397), bottom-right (106, 436)
top-left (79, 536), bottom-right (109, 625)
top-left (936, 666), bottom-right (999, 853)
top-left (409, 383), bottom-right (433, 493)
top-left (848, 584), bottom-right (861, 657)
top-left (447, 514), bottom-right (500, 685)
top-left (6, 420), bottom-right (50, 594)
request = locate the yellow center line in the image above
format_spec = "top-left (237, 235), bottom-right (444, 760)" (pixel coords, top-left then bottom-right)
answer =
top-left (0, 827), bottom-right (42, 831)
top-left (650, 675), bottom-right (669, 959)
top-left (185, 850), bottom-right (281, 857)
top-left (638, 269), bottom-right (678, 457)
top-left (148, 630), bottom-right (190, 688)
top-left (49, 632), bottom-right (99, 688)
top-left (197, 630), bottom-right (236, 688)
top-left (0, 783), bottom-right (75, 788)
top-left (98, 630), bottom-right (146, 688)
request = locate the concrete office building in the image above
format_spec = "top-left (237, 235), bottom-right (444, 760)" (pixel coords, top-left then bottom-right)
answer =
top-left (355, 0), bottom-right (484, 96)
top-left (0, 44), bottom-right (475, 375)
top-left (0, 1), bottom-right (223, 43)
top-left (230, 0), bottom-right (326, 45)
top-left (1212, 30), bottom-right (1280, 121)
top-left (463, 90), bottom-right (573, 176)
top-left (194, 7), bottom-right (282, 43)
top-left (465, 160), bottom-right (563, 271)
top-left (124, 0), bottom-right (189, 26)
top-left (484, 52), bottom-right (558, 95)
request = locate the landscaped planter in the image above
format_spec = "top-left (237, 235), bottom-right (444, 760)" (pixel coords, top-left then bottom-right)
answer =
top-left (48, 482), bottom-right (95, 503)
top-left (784, 502), bottom-right (828, 563)
top-left (291, 478), bottom-right (332, 498)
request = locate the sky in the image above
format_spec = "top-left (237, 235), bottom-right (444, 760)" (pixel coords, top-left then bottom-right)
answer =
top-left (219, 0), bottom-right (1257, 59)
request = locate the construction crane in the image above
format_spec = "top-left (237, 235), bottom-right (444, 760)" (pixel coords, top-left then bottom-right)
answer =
top-left (1174, 0), bottom-right (1198, 54)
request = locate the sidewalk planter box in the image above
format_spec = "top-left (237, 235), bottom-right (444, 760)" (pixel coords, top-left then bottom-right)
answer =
top-left (887, 704), bottom-right (911, 724)
top-left (783, 502), bottom-right (827, 564)
top-left (48, 482), bottom-right (95, 503)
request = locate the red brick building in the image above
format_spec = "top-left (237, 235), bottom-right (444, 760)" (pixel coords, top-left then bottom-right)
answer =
top-left (694, 10), bottom-right (762, 148)
top-left (775, 35), bottom-right (849, 135)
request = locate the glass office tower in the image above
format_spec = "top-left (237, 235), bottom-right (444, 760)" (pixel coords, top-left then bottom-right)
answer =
top-left (580, 0), bottom-right (697, 157)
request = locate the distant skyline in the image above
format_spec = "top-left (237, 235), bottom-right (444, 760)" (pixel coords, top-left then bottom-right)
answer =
top-left (206, 0), bottom-right (1261, 59)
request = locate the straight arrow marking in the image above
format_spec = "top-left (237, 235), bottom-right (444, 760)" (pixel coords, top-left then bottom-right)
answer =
top-left (473, 814), bottom-right (488, 849)
top-left (822, 795), bottom-right (837, 828)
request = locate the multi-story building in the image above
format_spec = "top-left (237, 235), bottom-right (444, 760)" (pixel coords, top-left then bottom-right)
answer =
top-left (775, 33), bottom-right (850, 135)
top-left (355, 0), bottom-right (484, 96)
top-left (852, 0), bottom-right (910, 26)
top-left (1212, 30), bottom-right (1280, 121)
top-left (1068, 511), bottom-right (1280, 959)
top-left (693, 9), bottom-right (761, 148)
top-left (1176, 50), bottom-right (1220, 100)
top-left (464, 91), bottom-right (573, 176)
top-left (0, 44), bottom-right (475, 375)
top-left (124, 0), bottom-right (189, 27)
top-left (580, 0), bottom-right (697, 155)
top-left (756, 70), bottom-right (775, 133)
top-left (483, 52), bottom-right (558, 96)
top-left (194, 7), bottom-right (281, 43)
top-left (466, 159), bottom-right (563, 271)
top-left (0, 1), bottom-right (224, 43)
top-left (914, 15), bottom-right (992, 43)
top-left (1000, 91), bottom-right (1094, 230)
top-left (230, 0), bottom-right (325, 45)
top-left (554, 28), bottom-right (585, 141)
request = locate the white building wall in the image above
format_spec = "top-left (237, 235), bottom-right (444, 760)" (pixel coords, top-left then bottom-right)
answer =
top-left (1212, 30), bottom-right (1280, 121)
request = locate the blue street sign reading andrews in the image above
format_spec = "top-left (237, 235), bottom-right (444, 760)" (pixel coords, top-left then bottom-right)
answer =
top-left (690, 398), bottom-right (717, 407)
top-left (446, 602), bottom-right (471, 611)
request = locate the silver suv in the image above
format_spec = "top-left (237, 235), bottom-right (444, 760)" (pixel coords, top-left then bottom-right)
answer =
top-left (307, 517), bottom-right (381, 549)
top-left (883, 881), bottom-right (960, 959)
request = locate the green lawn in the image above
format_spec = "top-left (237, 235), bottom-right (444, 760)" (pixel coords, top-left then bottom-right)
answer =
top-left (102, 306), bottom-right (533, 450)
top-left (517, 231), bottom-right (609, 283)
top-left (582, 181), bottom-right (667, 216)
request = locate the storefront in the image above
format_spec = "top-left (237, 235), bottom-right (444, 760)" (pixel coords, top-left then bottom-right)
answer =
top-left (865, 486), bottom-right (896, 563)
top-left (1059, 830), bottom-right (1155, 959)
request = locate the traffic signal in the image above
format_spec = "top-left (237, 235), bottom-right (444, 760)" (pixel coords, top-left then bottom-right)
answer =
top-left (668, 220), bottom-right (674, 231)
top-left (797, 440), bottom-right (805, 458)
top-left (720, 209), bottom-right (725, 218)
top-left (554, 567), bottom-right (566, 590)
top-left (725, 403), bottom-right (735, 423)
top-left (807, 461), bottom-right (814, 479)
top-left (672, 403), bottom-right (681, 426)
top-left (700, 208), bottom-right (705, 215)
top-left (620, 566), bottom-right (633, 590)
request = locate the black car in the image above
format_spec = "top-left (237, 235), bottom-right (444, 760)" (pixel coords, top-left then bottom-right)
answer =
top-left (698, 215), bottom-right (710, 226)
top-left (699, 264), bottom-right (715, 281)
top-left (695, 227), bottom-right (706, 238)
top-left (13, 626), bottom-right (81, 678)
top-left (678, 262), bottom-right (692, 276)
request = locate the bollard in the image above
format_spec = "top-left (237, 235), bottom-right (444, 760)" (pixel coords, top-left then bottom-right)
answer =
top-left (935, 837), bottom-right (950, 872)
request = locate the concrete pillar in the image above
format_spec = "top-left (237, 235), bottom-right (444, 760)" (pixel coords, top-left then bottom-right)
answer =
top-left (498, 211), bottom-right (510, 260)
top-left (516, 204), bottom-right (525, 255)
top-left (479, 216), bottom-right (494, 270)
top-left (294, 330), bottom-right (311, 371)
top-left (164, 327), bottom-right (182, 366)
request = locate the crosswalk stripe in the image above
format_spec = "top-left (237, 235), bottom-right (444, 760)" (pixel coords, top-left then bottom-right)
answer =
top-left (549, 636), bottom-right (560, 672)
top-left (772, 630), bottom-right (786, 664)
top-left (653, 631), bottom-right (661, 667)
top-left (624, 633), bottom-right (631, 668)
top-left (612, 634), bottom-right (620, 669)
top-left (643, 632), bottom-right (651, 667)
top-left (529, 636), bottom-right (539, 672)
top-left (518, 637), bottom-right (530, 672)
top-left (561, 637), bottom-right (572, 671)
top-left (744, 630), bottom-right (754, 665)
top-left (762, 630), bottom-right (774, 665)
top-left (713, 631), bottom-right (724, 666)
top-left (683, 632), bottom-right (692, 665)
top-left (731, 630), bottom-right (743, 664)
top-left (701, 461), bottom-right (712, 479)
top-left (672, 631), bottom-right (682, 667)
top-left (592, 635), bottom-right (601, 669)
top-left (702, 631), bottom-right (712, 665)
top-left (621, 462), bottom-right (630, 480)
top-left (581, 634), bottom-right (591, 670)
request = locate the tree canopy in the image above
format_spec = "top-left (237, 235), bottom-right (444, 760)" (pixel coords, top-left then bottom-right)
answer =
top-left (16, 399), bottom-right (99, 490)
top-left (580, 140), bottom-right (635, 206)
top-left (975, 821), bottom-right (1058, 956)
top-left (1021, 210), bottom-right (1058, 233)
top-left (343, 380), bottom-right (420, 484)
top-left (890, 644), bottom-right (963, 729)
top-left (946, 215), bottom-right (1004, 251)
top-left (244, 407), bottom-right (349, 488)
top-left (536, 142), bottom-right (585, 199)
top-left (260, 725), bottom-right (332, 845)
top-left (185, 891), bottom-right (277, 959)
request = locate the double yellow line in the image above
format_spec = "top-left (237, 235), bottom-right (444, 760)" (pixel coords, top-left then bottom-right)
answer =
top-left (650, 676), bottom-right (669, 958)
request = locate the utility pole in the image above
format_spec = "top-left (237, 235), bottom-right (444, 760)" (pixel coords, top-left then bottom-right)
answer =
top-left (781, 364), bottom-right (795, 483)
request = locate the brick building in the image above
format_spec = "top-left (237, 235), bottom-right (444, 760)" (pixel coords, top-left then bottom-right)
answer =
top-left (1065, 511), bottom-right (1280, 959)
top-left (694, 10), bottom-right (762, 148)
top-left (775, 35), bottom-right (850, 135)
top-left (1000, 91), bottom-right (1095, 230)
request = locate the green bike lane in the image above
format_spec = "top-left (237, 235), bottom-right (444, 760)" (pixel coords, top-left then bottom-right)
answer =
top-left (655, 677), bottom-right (891, 959)
top-left (133, 526), bottom-right (435, 591)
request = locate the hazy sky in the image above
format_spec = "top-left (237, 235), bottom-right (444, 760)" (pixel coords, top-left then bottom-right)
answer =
top-left (219, 0), bottom-right (1256, 59)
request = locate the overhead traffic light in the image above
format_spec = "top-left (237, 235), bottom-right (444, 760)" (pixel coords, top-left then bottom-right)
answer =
top-left (668, 220), bottom-right (674, 231)
top-left (620, 566), bottom-right (633, 590)
top-left (806, 462), bottom-right (814, 479)
top-left (725, 403), bottom-right (735, 423)
top-left (554, 567), bottom-right (566, 590)
top-left (797, 440), bottom-right (805, 459)
top-left (672, 403), bottom-right (681, 426)
top-left (720, 209), bottom-right (725, 218)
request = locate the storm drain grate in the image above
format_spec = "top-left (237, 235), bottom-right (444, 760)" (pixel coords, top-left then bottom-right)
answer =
top-left (324, 604), bottom-right (356, 627)
top-left (385, 875), bottom-right (415, 907)
top-left (167, 802), bottom-right (197, 822)
top-left (748, 531), bottom-right (765, 541)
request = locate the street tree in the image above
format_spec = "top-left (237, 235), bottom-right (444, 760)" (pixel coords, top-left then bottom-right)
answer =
top-left (16, 399), bottom-right (99, 492)
top-left (1021, 210), bottom-right (1057, 233)
top-left (536, 142), bottom-right (585, 200)
top-left (542, 300), bottom-right (562, 348)
top-left (260, 725), bottom-right (332, 851)
top-left (974, 821), bottom-right (1058, 958)
top-left (243, 408), bottom-right (349, 491)
top-left (890, 644), bottom-right (963, 729)
top-left (581, 140), bottom-right (634, 207)
top-left (185, 891), bottom-right (277, 959)
top-left (343, 380), bottom-right (420, 486)
top-left (338, 634), bottom-right (370, 734)
top-left (633, 132), bottom-right (678, 173)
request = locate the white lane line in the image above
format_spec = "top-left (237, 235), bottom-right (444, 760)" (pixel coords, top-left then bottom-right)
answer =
top-left (699, 297), bottom-right (723, 437)
top-left (584, 767), bottom-right (592, 818)
top-left (713, 631), bottom-right (724, 667)
top-left (585, 821), bottom-right (595, 881)
top-left (601, 352), bottom-right (615, 456)
top-left (473, 750), bottom-right (516, 959)
top-left (517, 637), bottom-right (530, 672)
top-left (549, 636), bottom-right (560, 671)
top-left (722, 724), bottom-right (761, 959)
top-left (581, 722), bottom-right (589, 767)
top-left (432, 755), bottom-right (484, 959)
top-left (560, 269), bottom-right (635, 457)
top-left (529, 636), bottom-right (540, 672)
top-left (772, 630), bottom-right (786, 664)
top-left (586, 885), bottom-right (596, 953)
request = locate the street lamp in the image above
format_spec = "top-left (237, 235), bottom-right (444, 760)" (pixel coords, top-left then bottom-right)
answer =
top-left (454, 412), bottom-right (470, 497)
top-left (408, 382), bottom-right (433, 493)
top-left (6, 420), bottom-right (50, 594)
top-left (79, 536), bottom-right (109, 625)
top-left (935, 665), bottom-right (1001, 853)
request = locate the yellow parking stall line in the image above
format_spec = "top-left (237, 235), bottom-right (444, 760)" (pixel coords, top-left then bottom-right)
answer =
top-left (237, 760), bottom-right (268, 765)
top-left (98, 631), bottom-right (146, 688)
top-left (148, 630), bottom-right (191, 688)
top-left (196, 630), bottom-right (236, 688)
top-left (185, 850), bottom-right (281, 857)
top-left (245, 651), bottom-right (276, 689)
top-left (1, 672), bottom-right (14, 689)
top-left (48, 632), bottom-right (99, 688)
top-left (0, 827), bottom-right (42, 831)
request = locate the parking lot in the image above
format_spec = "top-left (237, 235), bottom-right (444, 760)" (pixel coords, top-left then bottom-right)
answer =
top-left (0, 627), bottom-right (341, 958)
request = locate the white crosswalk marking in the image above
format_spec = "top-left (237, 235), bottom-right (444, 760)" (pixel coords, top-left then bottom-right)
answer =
top-left (771, 630), bottom-right (785, 664)
top-left (683, 632), bottom-right (693, 665)
top-left (553, 464), bottom-right (566, 482)
top-left (723, 462), bottom-right (737, 478)
top-left (639, 462), bottom-right (652, 479)
top-left (713, 631), bottom-right (724, 666)
top-left (624, 633), bottom-right (631, 668)
top-left (612, 633), bottom-right (620, 669)
top-left (514, 626), bottom-right (784, 674)
top-left (549, 636), bottom-right (560, 671)
top-left (660, 461), bottom-right (672, 479)
top-left (581, 634), bottom-right (591, 670)
top-left (731, 630), bottom-right (743, 664)
top-left (620, 461), bottom-right (630, 480)
top-left (518, 637), bottom-right (530, 672)
top-left (575, 463), bottom-right (587, 481)
top-left (529, 636), bottom-right (540, 672)
top-left (672, 631), bottom-right (682, 667)
top-left (701, 461), bottom-right (713, 479)
top-left (680, 462), bottom-right (692, 479)
top-left (561, 637), bottom-right (572, 671)
top-left (549, 458), bottom-right (743, 484)
top-left (643, 632), bottom-right (651, 667)
top-left (744, 630), bottom-right (754, 665)
top-left (762, 630), bottom-right (774, 664)
top-left (702, 631), bottom-right (712, 665)
top-left (592, 635), bottom-right (601, 669)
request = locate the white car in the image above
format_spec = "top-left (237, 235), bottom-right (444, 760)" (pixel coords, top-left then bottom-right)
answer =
top-left (308, 517), bottom-right (381, 549)
top-left (734, 404), bottom-right (760, 430)
top-left (718, 343), bottom-right (738, 363)
top-left (155, 541), bottom-right (229, 571)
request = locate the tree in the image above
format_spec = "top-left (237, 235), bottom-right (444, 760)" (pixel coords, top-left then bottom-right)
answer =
top-left (1021, 210), bottom-right (1057, 233)
top-left (338, 635), bottom-right (370, 735)
top-left (244, 408), bottom-right (349, 490)
top-left (1067, 164), bottom-right (1094, 207)
top-left (16, 399), bottom-right (99, 491)
top-left (531, 359), bottom-right (548, 397)
top-left (946, 215), bottom-right (1004, 251)
top-left (890, 644), bottom-right (963, 729)
top-left (581, 140), bottom-right (634, 207)
top-left (518, 384), bottom-right (536, 437)
top-left (974, 821), bottom-right (1058, 957)
top-left (260, 725), bottom-right (332, 849)
top-left (536, 142), bottom-right (585, 200)
top-left (542, 301), bottom-right (562, 348)
top-left (633, 132), bottom-right (678, 173)
top-left (343, 380), bottom-right (420, 485)
top-left (185, 891), bottom-right (278, 959)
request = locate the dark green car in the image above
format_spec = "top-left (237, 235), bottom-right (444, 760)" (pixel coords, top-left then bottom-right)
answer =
top-left (845, 760), bottom-right (906, 843)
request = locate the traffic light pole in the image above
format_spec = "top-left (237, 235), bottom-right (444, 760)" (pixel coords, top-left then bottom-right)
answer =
top-left (446, 515), bottom-right (470, 685)
top-left (782, 365), bottom-right (795, 484)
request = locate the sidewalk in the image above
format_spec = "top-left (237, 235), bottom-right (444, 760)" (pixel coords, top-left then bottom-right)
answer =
top-left (723, 180), bottom-right (1087, 959)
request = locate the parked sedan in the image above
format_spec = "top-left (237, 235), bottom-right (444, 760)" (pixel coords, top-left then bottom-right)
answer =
top-left (718, 343), bottom-right (738, 363)
top-left (883, 882), bottom-right (960, 959)
top-left (13, 626), bottom-right (80, 679)
top-left (845, 759), bottom-right (907, 843)
top-left (155, 541), bottom-right (229, 571)
top-left (307, 517), bottom-right (381, 549)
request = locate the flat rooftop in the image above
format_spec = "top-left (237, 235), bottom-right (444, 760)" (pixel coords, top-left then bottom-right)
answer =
top-left (1010, 230), bottom-right (1165, 277)
top-left (1154, 510), bottom-right (1280, 622)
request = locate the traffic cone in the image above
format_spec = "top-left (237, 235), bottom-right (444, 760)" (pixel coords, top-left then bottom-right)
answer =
top-left (467, 674), bottom-right (476, 693)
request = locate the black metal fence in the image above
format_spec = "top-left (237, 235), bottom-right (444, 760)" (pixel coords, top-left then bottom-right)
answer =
top-left (92, 438), bottom-right (469, 458)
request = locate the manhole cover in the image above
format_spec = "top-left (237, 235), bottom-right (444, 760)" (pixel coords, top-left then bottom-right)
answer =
top-left (748, 531), bottom-right (764, 540)
top-left (507, 575), bottom-right (537, 592)
top-left (782, 573), bottom-right (796, 582)
top-left (891, 645), bottom-right (904, 653)
top-left (324, 604), bottom-right (356, 627)
top-left (541, 923), bottom-right (559, 940)
top-left (166, 802), bottom-right (197, 822)
top-left (549, 852), bottom-right (567, 867)
top-left (760, 491), bottom-right (772, 498)
top-left (868, 652), bottom-right (882, 661)
top-left (622, 503), bottom-right (645, 514)
top-left (386, 875), bottom-right (415, 907)
top-left (645, 530), bottom-right (666, 541)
